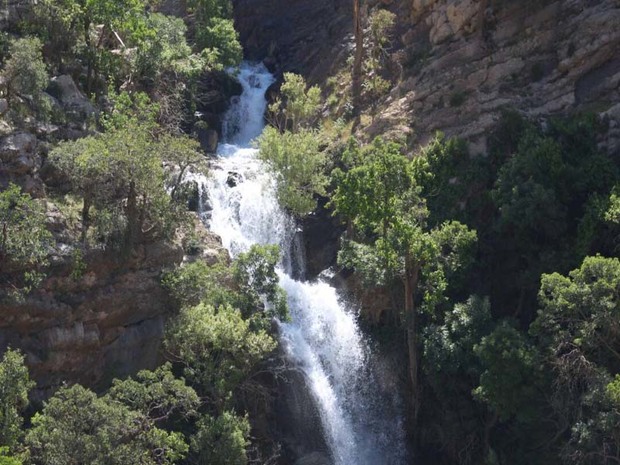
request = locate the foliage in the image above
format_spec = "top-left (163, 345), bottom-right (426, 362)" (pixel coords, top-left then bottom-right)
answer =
top-left (473, 322), bottom-right (542, 422)
top-left (165, 303), bottom-right (276, 406)
top-left (48, 121), bottom-right (193, 249)
top-left (0, 349), bottom-right (34, 451)
top-left (1, 37), bottom-right (48, 110)
top-left (268, 73), bottom-right (321, 132)
top-left (26, 383), bottom-right (189, 465)
top-left (424, 295), bottom-right (492, 375)
top-left (233, 244), bottom-right (289, 322)
top-left (196, 18), bottom-right (242, 69)
top-left (0, 184), bottom-right (51, 294)
top-left (258, 127), bottom-right (327, 215)
top-left (332, 136), bottom-right (476, 422)
top-left (162, 244), bottom-right (288, 322)
top-left (190, 411), bottom-right (250, 465)
top-left (107, 363), bottom-right (200, 422)
top-left (0, 448), bottom-right (20, 465)
top-left (362, 8), bottom-right (395, 100)
top-left (133, 13), bottom-right (193, 82)
top-left (35, 0), bottom-right (151, 92)
top-left (534, 255), bottom-right (620, 369)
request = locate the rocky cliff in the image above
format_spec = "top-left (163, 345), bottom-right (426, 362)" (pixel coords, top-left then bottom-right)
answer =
top-left (0, 239), bottom-right (184, 399)
top-left (233, 0), bottom-right (620, 154)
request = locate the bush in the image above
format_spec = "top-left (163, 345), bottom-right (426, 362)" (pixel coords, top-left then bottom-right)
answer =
top-left (1, 37), bottom-right (48, 105)
top-left (257, 127), bottom-right (327, 215)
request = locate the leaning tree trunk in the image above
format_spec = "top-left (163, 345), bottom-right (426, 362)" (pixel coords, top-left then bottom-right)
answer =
top-left (352, 0), bottom-right (364, 123)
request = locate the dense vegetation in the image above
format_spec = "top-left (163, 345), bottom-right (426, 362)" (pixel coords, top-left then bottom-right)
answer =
top-left (259, 72), bottom-right (620, 463)
top-left (1, 0), bottom-right (619, 464)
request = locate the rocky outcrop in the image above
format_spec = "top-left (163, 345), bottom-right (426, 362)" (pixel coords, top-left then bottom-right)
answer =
top-left (233, 0), bottom-right (350, 82)
top-left (0, 240), bottom-right (184, 398)
top-left (0, 131), bottom-right (44, 196)
top-left (0, 0), bottom-right (34, 32)
top-left (372, 0), bottom-right (620, 153)
top-left (233, 0), bottom-right (619, 154)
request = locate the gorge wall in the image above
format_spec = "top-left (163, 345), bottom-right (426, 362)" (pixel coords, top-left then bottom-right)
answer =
top-left (233, 0), bottom-right (620, 154)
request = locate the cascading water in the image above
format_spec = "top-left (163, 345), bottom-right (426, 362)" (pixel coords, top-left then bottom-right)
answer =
top-left (200, 62), bottom-right (408, 465)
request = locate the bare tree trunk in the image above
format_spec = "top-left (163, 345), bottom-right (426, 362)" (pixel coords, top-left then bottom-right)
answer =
top-left (352, 0), bottom-right (364, 126)
top-left (81, 196), bottom-right (91, 246)
top-left (404, 254), bottom-right (421, 427)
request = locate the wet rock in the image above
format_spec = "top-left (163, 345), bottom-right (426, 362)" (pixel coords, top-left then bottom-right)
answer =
top-left (226, 171), bottom-right (243, 187)
top-left (194, 124), bottom-right (219, 153)
top-left (294, 452), bottom-right (332, 465)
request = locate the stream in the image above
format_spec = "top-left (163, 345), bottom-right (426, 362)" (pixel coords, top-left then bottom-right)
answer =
top-left (198, 62), bottom-right (408, 465)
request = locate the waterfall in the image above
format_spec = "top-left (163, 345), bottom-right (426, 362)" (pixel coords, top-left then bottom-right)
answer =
top-left (201, 62), bottom-right (408, 465)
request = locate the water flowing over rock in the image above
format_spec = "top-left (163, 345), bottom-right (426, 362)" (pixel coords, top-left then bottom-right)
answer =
top-left (199, 62), bottom-right (408, 465)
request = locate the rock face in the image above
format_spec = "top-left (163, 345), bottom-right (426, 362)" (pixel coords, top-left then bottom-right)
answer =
top-left (233, 0), bottom-right (350, 82)
top-left (0, 240), bottom-right (184, 398)
top-left (372, 0), bottom-right (620, 152)
top-left (233, 0), bottom-right (620, 153)
top-left (0, 132), bottom-right (44, 196)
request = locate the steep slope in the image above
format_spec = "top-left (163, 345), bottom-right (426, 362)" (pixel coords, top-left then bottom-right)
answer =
top-left (233, 0), bottom-right (620, 153)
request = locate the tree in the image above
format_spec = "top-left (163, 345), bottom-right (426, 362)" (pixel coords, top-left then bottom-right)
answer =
top-left (531, 255), bottom-right (620, 465)
top-left (331, 137), bottom-right (476, 423)
top-left (0, 184), bottom-right (51, 293)
top-left (0, 349), bottom-right (34, 451)
top-left (165, 303), bottom-right (276, 408)
top-left (107, 363), bottom-right (200, 423)
top-left (363, 8), bottom-right (395, 100)
top-left (196, 18), bottom-right (242, 69)
top-left (257, 127), bottom-right (327, 216)
top-left (49, 122), bottom-right (193, 249)
top-left (26, 383), bottom-right (190, 465)
top-left (36, 0), bottom-right (151, 92)
top-left (268, 73), bottom-right (321, 133)
top-left (473, 322), bottom-right (542, 422)
top-left (233, 244), bottom-right (289, 322)
top-left (189, 411), bottom-right (250, 465)
top-left (1, 37), bottom-right (48, 105)
top-left (534, 255), bottom-right (620, 370)
top-left (162, 244), bottom-right (288, 322)
top-left (351, 0), bottom-right (363, 122)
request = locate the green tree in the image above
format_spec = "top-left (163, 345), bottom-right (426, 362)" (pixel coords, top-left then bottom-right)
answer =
top-left (1, 37), bottom-right (48, 106)
top-left (165, 303), bottom-right (276, 408)
top-left (162, 244), bottom-right (288, 322)
top-left (0, 184), bottom-right (51, 293)
top-left (36, 0), bottom-right (150, 92)
top-left (49, 122), bottom-right (191, 249)
top-left (531, 255), bottom-right (620, 465)
top-left (473, 322), bottom-right (542, 422)
top-left (268, 73), bottom-right (321, 132)
top-left (26, 383), bottom-right (189, 465)
top-left (107, 363), bottom-right (200, 422)
top-left (189, 411), bottom-right (250, 465)
top-left (332, 137), bottom-right (476, 422)
top-left (233, 244), bottom-right (289, 322)
top-left (257, 127), bottom-right (327, 215)
top-left (196, 18), bottom-right (242, 69)
top-left (0, 349), bottom-right (34, 451)
top-left (0, 448), bottom-right (20, 465)
top-left (534, 255), bottom-right (620, 369)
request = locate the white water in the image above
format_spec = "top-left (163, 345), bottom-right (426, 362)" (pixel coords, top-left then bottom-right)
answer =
top-left (201, 62), bottom-right (407, 465)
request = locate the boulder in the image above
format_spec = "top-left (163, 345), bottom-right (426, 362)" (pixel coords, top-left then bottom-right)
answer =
top-left (47, 75), bottom-right (97, 123)
top-left (0, 132), bottom-right (38, 175)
